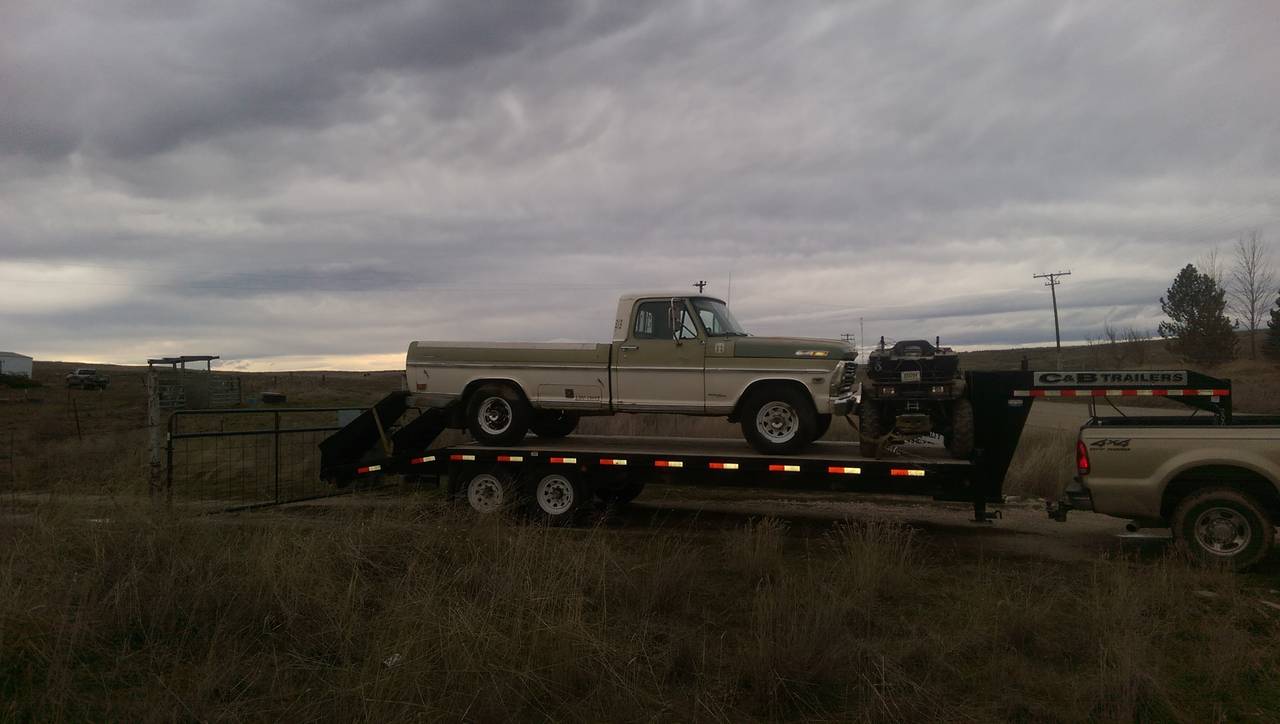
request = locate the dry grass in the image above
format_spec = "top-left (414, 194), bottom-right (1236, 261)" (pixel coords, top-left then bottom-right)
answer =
top-left (2, 502), bottom-right (1278, 722)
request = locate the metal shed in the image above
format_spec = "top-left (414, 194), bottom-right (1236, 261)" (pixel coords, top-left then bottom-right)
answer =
top-left (0, 351), bottom-right (33, 378)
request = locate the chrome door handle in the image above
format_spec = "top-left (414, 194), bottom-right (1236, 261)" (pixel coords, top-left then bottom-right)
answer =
top-left (620, 345), bottom-right (638, 351)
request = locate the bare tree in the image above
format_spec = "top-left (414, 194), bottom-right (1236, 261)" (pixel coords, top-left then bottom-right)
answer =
top-left (1199, 246), bottom-right (1226, 288)
top-left (1229, 231), bottom-right (1275, 359)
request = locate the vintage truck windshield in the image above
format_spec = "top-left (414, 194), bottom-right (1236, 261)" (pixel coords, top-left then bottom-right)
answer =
top-left (692, 298), bottom-right (748, 337)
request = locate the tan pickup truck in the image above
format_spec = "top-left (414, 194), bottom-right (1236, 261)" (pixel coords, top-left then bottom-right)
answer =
top-left (1061, 411), bottom-right (1280, 569)
top-left (407, 292), bottom-right (858, 453)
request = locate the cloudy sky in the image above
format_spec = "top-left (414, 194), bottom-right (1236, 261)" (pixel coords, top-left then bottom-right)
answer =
top-left (3, 1), bottom-right (1278, 370)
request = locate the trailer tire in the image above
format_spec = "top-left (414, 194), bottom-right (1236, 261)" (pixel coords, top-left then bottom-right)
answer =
top-left (947, 398), bottom-right (975, 459)
top-left (740, 386), bottom-right (816, 455)
top-left (531, 470), bottom-right (590, 524)
top-left (530, 410), bottom-right (579, 438)
top-left (1171, 488), bottom-right (1275, 571)
top-left (465, 383), bottom-right (531, 445)
top-left (813, 414), bottom-right (833, 441)
top-left (462, 466), bottom-right (523, 515)
top-left (859, 402), bottom-right (882, 457)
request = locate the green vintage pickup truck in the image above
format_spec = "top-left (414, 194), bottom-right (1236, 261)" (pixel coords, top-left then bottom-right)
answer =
top-left (407, 292), bottom-right (858, 453)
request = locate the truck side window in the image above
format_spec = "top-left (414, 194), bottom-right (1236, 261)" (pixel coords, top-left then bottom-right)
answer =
top-left (633, 301), bottom-right (671, 339)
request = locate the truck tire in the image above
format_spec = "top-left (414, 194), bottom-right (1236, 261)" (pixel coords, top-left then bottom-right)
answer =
top-left (947, 398), bottom-right (975, 459)
top-left (1172, 488), bottom-right (1275, 570)
top-left (531, 470), bottom-right (590, 524)
top-left (813, 414), bottom-right (833, 441)
top-left (859, 402), bottom-right (882, 457)
top-left (530, 410), bottom-right (579, 439)
top-left (740, 386), bottom-right (816, 455)
top-left (465, 383), bottom-right (531, 445)
top-left (461, 467), bottom-right (522, 514)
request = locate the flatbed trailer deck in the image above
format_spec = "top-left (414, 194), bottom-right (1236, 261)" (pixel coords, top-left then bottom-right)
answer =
top-left (317, 370), bottom-right (1233, 524)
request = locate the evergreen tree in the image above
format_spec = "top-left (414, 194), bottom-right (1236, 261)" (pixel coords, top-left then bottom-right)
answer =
top-left (1265, 293), bottom-right (1280, 360)
top-left (1157, 264), bottom-right (1238, 366)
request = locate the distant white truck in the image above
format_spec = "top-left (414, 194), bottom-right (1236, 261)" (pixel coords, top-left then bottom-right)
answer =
top-left (407, 292), bottom-right (858, 453)
top-left (65, 368), bottom-right (109, 390)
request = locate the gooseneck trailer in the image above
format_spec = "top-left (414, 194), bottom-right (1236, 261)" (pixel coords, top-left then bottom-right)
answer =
top-left (318, 370), bottom-right (1235, 525)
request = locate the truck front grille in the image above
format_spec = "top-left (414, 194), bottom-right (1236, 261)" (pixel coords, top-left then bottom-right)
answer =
top-left (836, 362), bottom-right (858, 396)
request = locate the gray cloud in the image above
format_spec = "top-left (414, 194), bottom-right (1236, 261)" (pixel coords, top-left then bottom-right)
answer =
top-left (1, 1), bottom-right (1278, 368)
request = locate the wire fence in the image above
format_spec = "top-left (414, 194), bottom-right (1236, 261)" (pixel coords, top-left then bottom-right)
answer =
top-left (167, 407), bottom-right (363, 510)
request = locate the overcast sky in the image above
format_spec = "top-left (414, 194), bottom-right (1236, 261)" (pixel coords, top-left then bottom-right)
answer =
top-left (3, 1), bottom-right (1278, 370)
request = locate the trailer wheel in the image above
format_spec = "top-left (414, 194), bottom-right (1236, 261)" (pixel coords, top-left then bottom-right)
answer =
top-left (858, 402), bottom-right (882, 457)
top-left (740, 386), bottom-right (816, 454)
top-left (465, 383), bottom-right (531, 445)
top-left (946, 398), bottom-right (975, 459)
top-left (531, 471), bottom-right (590, 523)
top-left (530, 410), bottom-right (579, 438)
top-left (1172, 488), bottom-right (1275, 570)
top-left (462, 467), bottom-right (522, 514)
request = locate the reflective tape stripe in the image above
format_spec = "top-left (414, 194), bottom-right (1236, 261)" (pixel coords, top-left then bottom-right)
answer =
top-left (827, 466), bottom-right (862, 475)
top-left (768, 464), bottom-right (800, 472)
top-left (890, 468), bottom-right (925, 477)
top-left (356, 465), bottom-right (382, 474)
top-left (654, 460), bottom-right (684, 468)
top-left (709, 462), bottom-right (739, 470)
top-left (550, 457), bottom-right (577, 464)
top-left (496, 455), bottom-right (523, 462)
top-left (450, 454), bottom-right (476, 461)
top-left (1014, 388), bottom-right (1231, 398)
top-left (599, 458), bottom-right (628, 466)
top-left (410, 455), bottom-right (436, 465)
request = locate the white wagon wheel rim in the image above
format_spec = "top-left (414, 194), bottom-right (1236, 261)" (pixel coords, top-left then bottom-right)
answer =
top-left (756, 401), bottom-right (799, 443)
top-left (466, 474), bottom-right (506, 513)
top-left (536, 474), bottom-right (575, 515)
top-left (1193, 506), bottom-right (1251, 555)
top-left (478, 397), bottom-right (513, 435)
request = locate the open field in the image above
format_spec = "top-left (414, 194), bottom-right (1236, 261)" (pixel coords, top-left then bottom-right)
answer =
top-left (3, 356), bottom-right (1280, 720)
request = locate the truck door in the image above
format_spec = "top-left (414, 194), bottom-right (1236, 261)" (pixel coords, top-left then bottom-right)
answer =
top-left (613, 299), bottom-right (705, 412)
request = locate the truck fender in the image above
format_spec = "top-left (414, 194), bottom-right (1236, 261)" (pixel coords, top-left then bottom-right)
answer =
top-left (729, 378), bottom-right (817, 422)
top-left (1154, 449), bottom-right (1280, 517)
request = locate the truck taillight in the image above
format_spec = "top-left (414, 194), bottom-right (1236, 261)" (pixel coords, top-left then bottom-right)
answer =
top-left (1076, 439), bottom-right (1090, 476)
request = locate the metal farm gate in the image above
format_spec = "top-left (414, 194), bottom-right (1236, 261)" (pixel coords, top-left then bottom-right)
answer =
top-left (166, 407), bottom-right (368, 510)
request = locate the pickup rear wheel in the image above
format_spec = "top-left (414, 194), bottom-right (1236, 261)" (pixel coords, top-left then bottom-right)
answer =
top-left (530, 410), bottom-right (579, 438)
top-left (740, 386), bottom-right (816, 455)
top-left (465, 383), bottom-right (531, 445)
top-left (1172, 488), bottom-right (1275, 571)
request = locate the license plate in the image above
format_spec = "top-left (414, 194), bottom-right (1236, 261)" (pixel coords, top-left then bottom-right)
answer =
top-left (901, 371), bottom-right (921, 382)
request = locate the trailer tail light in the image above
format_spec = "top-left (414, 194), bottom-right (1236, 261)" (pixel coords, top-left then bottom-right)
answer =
top-left (1076, 439), bottom-right (1090, 476)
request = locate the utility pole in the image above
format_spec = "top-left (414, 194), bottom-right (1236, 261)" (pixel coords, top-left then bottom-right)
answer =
top-left (693, 280), bottom-right (707, 294)
top-left (1033, 270), bottom-right (1071, 369)
top-left (859, 317), bottom-right (865, 360)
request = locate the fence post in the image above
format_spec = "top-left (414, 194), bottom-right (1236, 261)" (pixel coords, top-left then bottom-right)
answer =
top-left (273, 411), bottom-right (281, 504)
top-left (147, 369), bottom-right (163, 499)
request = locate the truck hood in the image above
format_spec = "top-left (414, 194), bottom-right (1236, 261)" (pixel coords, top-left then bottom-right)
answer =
top-left (732, 337), bottom-right (857, 360)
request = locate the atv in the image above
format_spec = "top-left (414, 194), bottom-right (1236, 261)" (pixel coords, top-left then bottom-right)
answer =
top-left (858, 337), bottom-right (973, 459)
